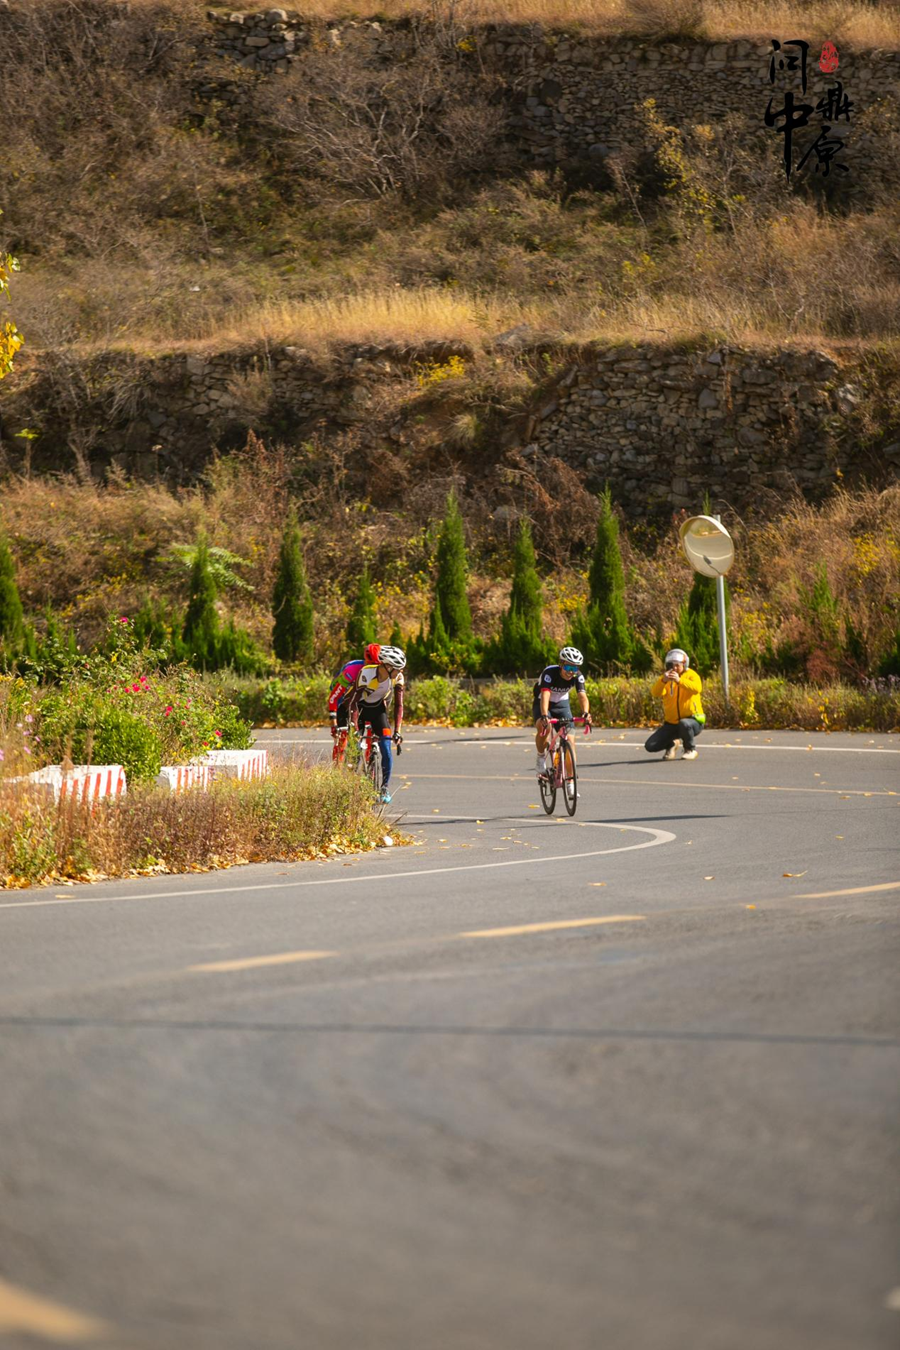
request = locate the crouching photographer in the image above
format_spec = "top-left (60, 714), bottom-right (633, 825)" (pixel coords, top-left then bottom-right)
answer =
top-left (644, 648), bottom-right (705, 761)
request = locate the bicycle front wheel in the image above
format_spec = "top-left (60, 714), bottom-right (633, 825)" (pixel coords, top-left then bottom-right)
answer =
top-left (539, 754), bottom-right (557, 815)
top-left (366, 739), bottom-right (384, 794)
top-left (561, 740), bottom-right (577, 816)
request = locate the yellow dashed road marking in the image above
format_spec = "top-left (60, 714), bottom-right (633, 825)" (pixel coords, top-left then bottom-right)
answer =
top-left (0, 1276), bottom-right (110, 1342)
top-left (190, 950), bottom-right (336, 973)
top-left (796, 880), bottom-right (900, 900)
top-left (459, 916), bottom-right (645, 938)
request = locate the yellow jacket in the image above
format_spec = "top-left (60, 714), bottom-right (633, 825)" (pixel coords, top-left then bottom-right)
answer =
top-left (651, 668), bottom-right (705, 724)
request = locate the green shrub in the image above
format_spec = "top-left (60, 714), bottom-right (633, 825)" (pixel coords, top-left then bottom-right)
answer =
top-left (488, 521), bottom-right (555, 675)
top-left (183, 531), bottom-right (220, 669)
top-left (572, 487), bottom-right (652, 673)
top-left (674, 572), bottom-right (729, 676)
top-left (0, 527), bottom-right (25, 655)
top-left (346, 565), bottom-right (377, 651)
top-left (272, 506), bottom-right (314, 664)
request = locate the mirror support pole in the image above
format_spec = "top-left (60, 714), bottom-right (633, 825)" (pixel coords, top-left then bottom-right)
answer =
top-left (716, 572), bottom-right (730, 706)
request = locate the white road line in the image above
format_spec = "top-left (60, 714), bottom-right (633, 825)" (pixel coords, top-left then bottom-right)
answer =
top-left (0, 821), bottom-right (676, 912)
top-left (258, 735), bottom-right (900, 754)
top-left (406, 773), bottom-right (897, 798)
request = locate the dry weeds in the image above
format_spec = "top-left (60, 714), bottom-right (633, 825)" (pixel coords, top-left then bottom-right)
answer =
top-left (0, 764), bottom-right (393, 887)
top-left (77, 0), bottom-right (900, 46)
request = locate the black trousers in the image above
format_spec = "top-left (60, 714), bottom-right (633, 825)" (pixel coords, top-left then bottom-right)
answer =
top-left (645, 718), bottom-right (703, 753)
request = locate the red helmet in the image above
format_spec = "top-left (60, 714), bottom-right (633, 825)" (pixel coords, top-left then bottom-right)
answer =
top-left (365, 643), bottom-right (381, 664)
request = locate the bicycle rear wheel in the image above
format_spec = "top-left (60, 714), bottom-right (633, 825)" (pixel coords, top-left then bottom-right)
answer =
top-left (561, 739), bottom-right (577, 816)
top-left (539, 752), bottom-right (557, 815)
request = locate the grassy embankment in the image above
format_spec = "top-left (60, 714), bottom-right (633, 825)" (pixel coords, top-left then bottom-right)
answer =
top-left (2, 0), bottom-right (898, 355)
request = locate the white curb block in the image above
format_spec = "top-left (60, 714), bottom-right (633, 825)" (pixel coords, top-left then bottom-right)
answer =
top-left (200, 748), bottom-right (269, 781)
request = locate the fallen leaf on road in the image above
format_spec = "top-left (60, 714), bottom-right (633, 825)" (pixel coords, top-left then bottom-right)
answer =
top-left (782, 871), bottom-right (807, 878)
top-left (746, 905), bottom-right (756, 910)
top-left (704, 876), bottom-right (715, 881)
top-left (591, 882), bottom-right (606, 887)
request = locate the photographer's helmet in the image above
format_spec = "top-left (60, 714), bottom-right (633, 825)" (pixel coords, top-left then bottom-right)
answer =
top-left (664, 648), bottom-right (690, 668)
top-left (378, 645), bottom-right (407, 672)
top-left (559, 646), bottom-right (584, 667)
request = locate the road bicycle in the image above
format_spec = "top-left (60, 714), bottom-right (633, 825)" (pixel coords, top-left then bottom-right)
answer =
top-left (347, 721), bottom-right (402, 797)
top-left (538, 716), bottom-right (590, 817)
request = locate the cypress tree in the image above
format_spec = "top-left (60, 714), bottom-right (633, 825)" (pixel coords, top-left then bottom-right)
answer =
top-left (493, 520), bottom-right (550, 673)
top-left (572, 486), bottom-right (636, 671)
top-left (182, 531), bottom-right (220, 669)
top-left (272, 507), bottom-right (314, 663)
top-left (346, 565), bottom-right (377, 652)
top-left (430, 490), bottom-right (473, 643)
top-left (674, 571), bottom-right (730, 676)
top-left (0, 526), bottom-right (25, 649)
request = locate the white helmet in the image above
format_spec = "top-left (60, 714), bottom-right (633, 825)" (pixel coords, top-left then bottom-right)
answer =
top-left (559, 646), bottom-right (584, 667)
top-left (378, 645), bottom-right (407, 672)
top-left (664, 648), bottom-right (690, 668)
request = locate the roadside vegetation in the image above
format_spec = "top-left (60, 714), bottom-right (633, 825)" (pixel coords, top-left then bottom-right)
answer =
top-left (1, 462), bottom-right (898, 726)
top-left (0, 759), bottom-right (391, 888)
top-left (0, 617), bottom-right (395, 888)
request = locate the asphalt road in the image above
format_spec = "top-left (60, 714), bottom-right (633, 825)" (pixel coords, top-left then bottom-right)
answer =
top-left (0, 726), bottom-right (898, 1350)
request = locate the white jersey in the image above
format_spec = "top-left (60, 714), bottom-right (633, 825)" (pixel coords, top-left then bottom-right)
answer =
top-left (354, 664), bottom-right (405, 706)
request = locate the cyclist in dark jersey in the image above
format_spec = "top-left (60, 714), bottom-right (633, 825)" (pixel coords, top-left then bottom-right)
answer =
top-left (533, 646), bottom-right (592, 776)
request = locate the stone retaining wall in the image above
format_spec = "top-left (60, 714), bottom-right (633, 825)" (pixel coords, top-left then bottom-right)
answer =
top-left (3, 337), bottom-right (896, 512)
top-left (523, 342), bottom-right (898, 509)
top-left (203, 10), bottom-right (900, 187)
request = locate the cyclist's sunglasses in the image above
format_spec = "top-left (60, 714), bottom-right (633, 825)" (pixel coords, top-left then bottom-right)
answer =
top-left (561, 663), bottom-right (580, 673)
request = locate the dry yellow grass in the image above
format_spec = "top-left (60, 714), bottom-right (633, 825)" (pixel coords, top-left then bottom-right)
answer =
top-left (172, 0), bottom-right (900, 47)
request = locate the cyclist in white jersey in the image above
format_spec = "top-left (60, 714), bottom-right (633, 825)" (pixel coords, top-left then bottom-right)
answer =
top-left (345, 645), bottom-right (406, 803)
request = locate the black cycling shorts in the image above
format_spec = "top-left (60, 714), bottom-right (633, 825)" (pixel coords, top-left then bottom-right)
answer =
top-left (358, 700), bottom-right (391, 737)
top-left (532, 699), bottom-right (574, 726)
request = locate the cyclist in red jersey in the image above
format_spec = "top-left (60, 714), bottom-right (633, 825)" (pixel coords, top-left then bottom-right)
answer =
top-left (328, 643), bottom-right (380, 761)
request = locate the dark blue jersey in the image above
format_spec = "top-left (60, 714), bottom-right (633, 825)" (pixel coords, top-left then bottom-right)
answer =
top-left (536, 665), bottom-right (585, 704)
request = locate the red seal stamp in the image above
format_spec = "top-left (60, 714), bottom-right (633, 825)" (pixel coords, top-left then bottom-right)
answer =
top-left (819, 41), bottom-right (839, 74)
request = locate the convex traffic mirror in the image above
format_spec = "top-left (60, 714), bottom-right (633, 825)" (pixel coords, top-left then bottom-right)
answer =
top-left (679, 515), bottom-right (735, 578)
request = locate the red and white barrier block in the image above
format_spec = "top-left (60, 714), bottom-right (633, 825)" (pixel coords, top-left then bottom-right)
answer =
top-left (60, 765), bottom-right (127, 805)
top-left (155, 762), bottom-right (213, 793)
top-left (200, 747), bottom-right (268, 782)
top-left (7, 764), bottom-right (127, 804)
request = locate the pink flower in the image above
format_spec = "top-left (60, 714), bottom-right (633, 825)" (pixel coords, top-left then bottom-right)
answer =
top-left (164, 706), bottom-right (173, 717)
top-left (23, 745), bottom-right (31, 755)
top-left (0, 749), bottom-right (5, 762)
top-left (25, 714), bottom-right (34, 723)
top-left (214, 730), bottom-right (222, 738)
top-left (132, 683), bottom-right (141, 693)
top-left (119, 616), bottom-right (129, 624)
